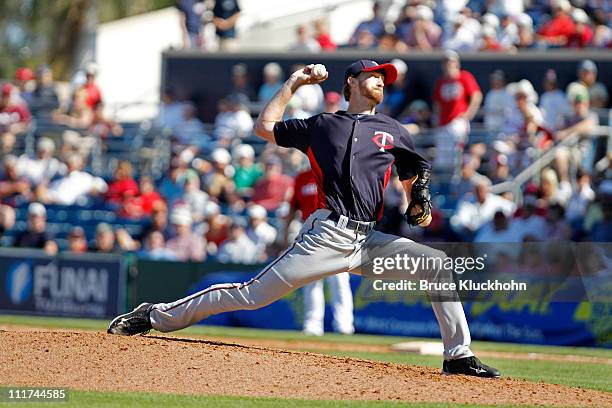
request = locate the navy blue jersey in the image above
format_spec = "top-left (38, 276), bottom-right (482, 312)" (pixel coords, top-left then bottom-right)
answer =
top-left (274, 111), bottom-right (430, 222)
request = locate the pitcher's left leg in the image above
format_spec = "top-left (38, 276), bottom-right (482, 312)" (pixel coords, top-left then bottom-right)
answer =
top-left (348, 231), bottom-right (472, 359)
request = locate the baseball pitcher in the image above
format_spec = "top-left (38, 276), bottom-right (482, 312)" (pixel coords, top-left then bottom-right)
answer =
top-left (108, 60), bottom-right (500, 378)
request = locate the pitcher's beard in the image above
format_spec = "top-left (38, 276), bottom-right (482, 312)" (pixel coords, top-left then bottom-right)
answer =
top-left (360, 85), bottom-right (384, 105)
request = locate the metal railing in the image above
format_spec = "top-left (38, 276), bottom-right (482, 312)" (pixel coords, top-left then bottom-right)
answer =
top-left (489, 125), bottom-right (611, 203)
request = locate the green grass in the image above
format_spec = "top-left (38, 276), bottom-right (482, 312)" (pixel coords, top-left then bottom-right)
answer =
top-left (0, 390), bottom-right (536, 408)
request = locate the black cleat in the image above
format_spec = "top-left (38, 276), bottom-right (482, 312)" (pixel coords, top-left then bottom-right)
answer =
top-left (107, 303), bottom-right (153, 336)
top-left (442, 356), bottom-right (501, 378)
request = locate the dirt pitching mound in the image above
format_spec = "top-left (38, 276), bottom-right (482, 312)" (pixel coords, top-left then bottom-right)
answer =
top-left (0, 329), bottom-right (609, 407)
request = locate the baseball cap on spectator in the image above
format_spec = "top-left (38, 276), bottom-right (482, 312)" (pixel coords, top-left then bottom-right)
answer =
top-left (15, 67), bottom-right (35, 81)
top-left (69, 226), bottom-right (85, 238)
top-left (553, 0), bottom-right (571, 12)
top-left (232, 144), bottom-right (255, 160)
top-left (28, 202), bottom-right (46, 217)
top-left (37, 137), bottom-right (55, 153)
top-left (324, 92), bottom-right (341, 105)
top-left (263, 62), bottom-right (283, 78)
top-left (232, 63), bottom-right (247, 77)
top-left (508, 79), bottom-right (538, 104)
top-left (490, 69), bottom-right (506, 82)
top-left (183, 168), bottom-right (199, 183)
top-left (179, 148), bottom-right (194, 165)
top-left (415, 5), bottom-right (433, 21)
top-left (408, 99), bottom-right (429, 113)
top-left (265, 155), bottom-right (282, 167)
top-left (443, 49), bottom-right (460, 62)
top-left (451, 14), bottom-right (467, 26)
top-left (590, 83), bottom-right (609, 105)
top-left (544, 69), bottom-right (557, 83)
top-left (390, 59), bottom-right (408, 77)
top-left (85, 62), bottom-right (98, 76)
top-left (2, 83), bottom-right (13, 96)
top-left (211, 148), bottom-right (231, 165)
top-left (495, 154), bottom-right (508, 166)
top-left (247, 204), bottom-right (268, 220)
top-left (482, 25), bottom-right (497, 38)
top-left (230, 216), bottom-right (248, 229)
top-left (571, 8), bottom-right (589, 24)
top-left (482, 13), bottom-right (500, 28)
top-left (516, 13), bottom-right (533, 28)
top-left (578, 59), bottom-right (597, 74)
top-left (203, 201), bottom-right (221, 218)
top-left (171, 207), bottom-right (192, 226)
top-left (572, 93), bottom-right (588, 104)
top-left (344, 60), bottom-right (398, 86)
top-left (37, 64), bottom-right (51, 76)
top-left (96, 222), bottom-right (113, 234)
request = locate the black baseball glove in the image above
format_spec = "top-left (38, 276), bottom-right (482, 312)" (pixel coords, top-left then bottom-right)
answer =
top-left (405, 169), bottom-right (432, 226)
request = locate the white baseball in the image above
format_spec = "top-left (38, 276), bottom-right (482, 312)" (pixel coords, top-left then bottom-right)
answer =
top-left (311, 64), bottom-right (327, 80)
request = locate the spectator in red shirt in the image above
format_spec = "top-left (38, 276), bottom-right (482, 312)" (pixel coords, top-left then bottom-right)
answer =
top-left (289, 169), bottom-right (318, 222)
top-left (432, 51), bottom-right (482, 172)
top-left (83, 63), bottom-right (102, 109)
top-left (252, 156), bottom-right (294, 211)
top-left (106, 160), bottom-right (139, 205)
top-left (567, 8), bottom-right (593, 48)
top-left (538, 0), bottom-right (575, 47)
top-left (0, 84), bottom-right (31, 133)
top-left (314, 19), bottom-right (336, 51)
top-left (135, 176), bottom-right (163, 215)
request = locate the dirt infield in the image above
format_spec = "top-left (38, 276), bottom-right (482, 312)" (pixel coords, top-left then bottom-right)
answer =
top-left (1, 329), bottom-right (610, 407)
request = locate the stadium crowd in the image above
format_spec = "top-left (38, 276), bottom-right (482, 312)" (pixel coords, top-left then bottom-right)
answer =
top-left (1, 43), bottom-right (611, 264)
top-left (340, 0), bottom-right (612, 52)
top-left (177, 0), bottom-right (612, 52)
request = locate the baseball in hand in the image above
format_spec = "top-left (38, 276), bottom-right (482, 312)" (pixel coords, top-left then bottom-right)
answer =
top-left (311, 64), bottom-right (327, 80)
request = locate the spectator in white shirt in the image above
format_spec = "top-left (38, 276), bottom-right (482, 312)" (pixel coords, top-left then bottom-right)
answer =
top-left (173, 102), bottom-right (211, 147)
top-left (504, 79), bottom-right (543, 135)
top-left (565, 169), bottom-right (595, 224)
top-left (246, 204), bottom-right (277, 256)
top-left (182, 169), bottom-right (209, 224)
top-left (451, 176), bottom-right (516, 239)
top-left (157, 88), bottom-right (185, 131)
top-left (17, 137), bottom-right (66, 186)
top-left (539, 69), bottom-right (569, 131)
top-left (214, 94), bottom-right (254, 143)
top-left (443, 14), bottom-right (478, 51)
top-left (483, 70), bottom-right (514, 131)
top-left (217, 218), bottom-right (259, 264)
top-left (40, 153), bottom-right (107, 205)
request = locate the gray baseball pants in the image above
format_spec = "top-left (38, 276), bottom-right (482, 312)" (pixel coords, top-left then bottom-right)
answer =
top-left (150, 209), bottom-right (473, 360)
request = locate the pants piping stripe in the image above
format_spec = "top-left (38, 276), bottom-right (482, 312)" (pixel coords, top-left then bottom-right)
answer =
top-left (155, 216), bottom-right (320, 314)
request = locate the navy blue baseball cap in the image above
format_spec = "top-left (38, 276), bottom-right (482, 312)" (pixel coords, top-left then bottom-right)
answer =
top-left (344, 60), bottom-right (398, 85)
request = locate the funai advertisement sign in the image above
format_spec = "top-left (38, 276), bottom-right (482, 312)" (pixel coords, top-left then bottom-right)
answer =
top-left (0, 250), bottom-right (126, 318)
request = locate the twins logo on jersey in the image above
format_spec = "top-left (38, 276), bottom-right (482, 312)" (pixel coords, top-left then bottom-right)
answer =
top-left (371, 131), bottom-right (394, 152)
top-left (440, 82), bottom-right (464, 101)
